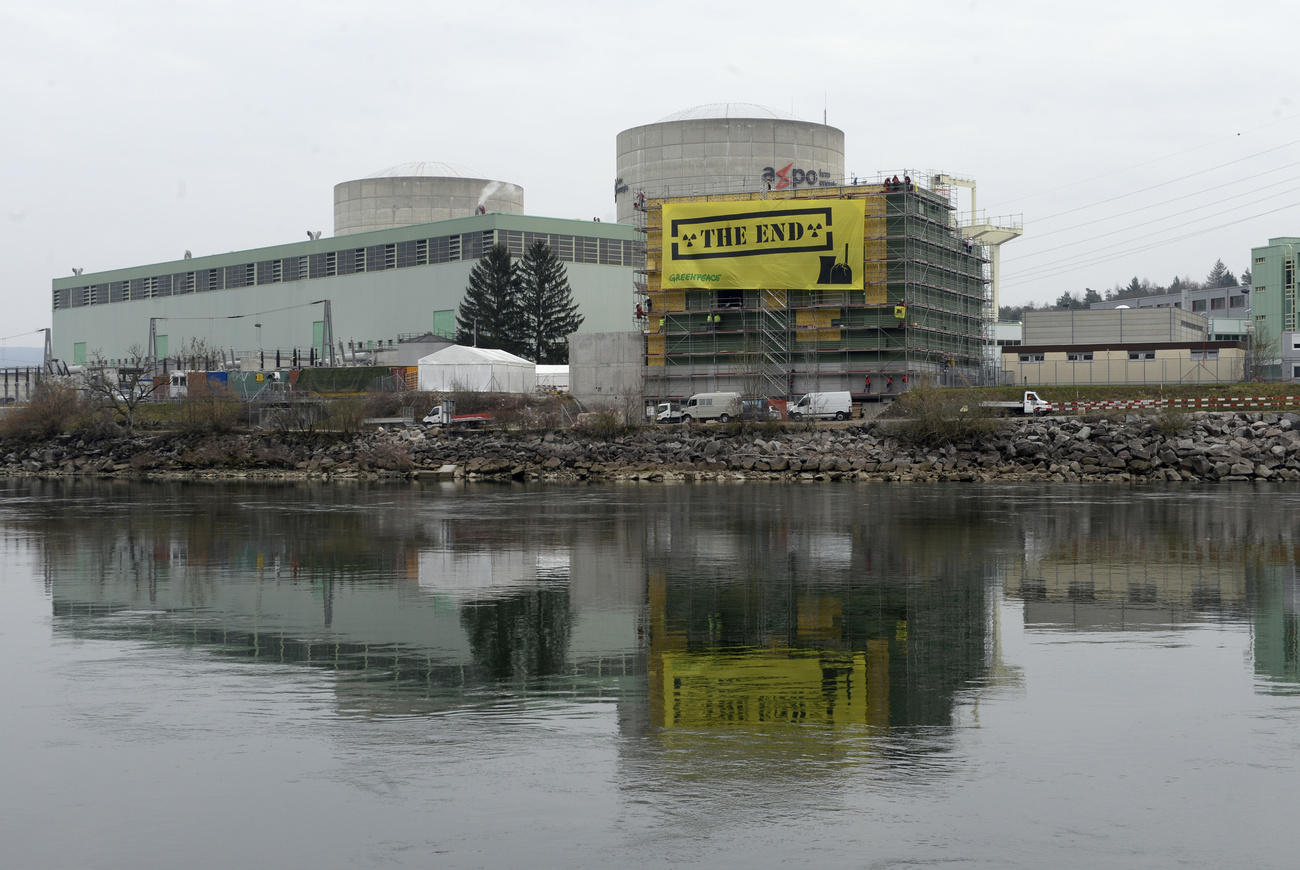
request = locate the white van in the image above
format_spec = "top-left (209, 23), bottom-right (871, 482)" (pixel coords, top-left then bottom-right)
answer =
top-left (682, 391), bottom-right (742, 423)
top-left (788, 391), bottom-right (852, 421)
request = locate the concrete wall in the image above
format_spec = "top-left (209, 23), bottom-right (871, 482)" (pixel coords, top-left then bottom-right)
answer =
top-left (570, 332), bottom-right (644, 422)
top-left (335, 177), bottom-right (524, 235)
top-left (1023, 309), bottom-right (1208, 345)
top-left (615, 117), bottom-right (844, 222)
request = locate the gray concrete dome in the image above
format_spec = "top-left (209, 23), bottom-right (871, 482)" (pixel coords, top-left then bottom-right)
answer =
top-left (615, 103), bottom-right (845, 222)
top-left (334, 163), bottom-right (524, 235)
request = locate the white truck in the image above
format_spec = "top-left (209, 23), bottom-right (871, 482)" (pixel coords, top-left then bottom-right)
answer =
top-left (681, 391), bottom-right (741, 424)
top-left (980, 390), bottom-right (1051, 415)
top-left (423, 400), bottom-right (492, 428)
top-left (655, 401), bottom-right (683, 424)
top-left (788, 391), bottom-right (852, 421)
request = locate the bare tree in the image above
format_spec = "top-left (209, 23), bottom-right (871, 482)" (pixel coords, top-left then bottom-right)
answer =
top-left (1246, 323), bottom-right (1281, 381)
top-left (86, 345), bottom-right (162, 433)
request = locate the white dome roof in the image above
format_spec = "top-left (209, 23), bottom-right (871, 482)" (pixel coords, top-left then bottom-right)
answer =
top-left (365, 161), bottom-right (482, 179)
top-left (656, 102), bottom-right (805, 123)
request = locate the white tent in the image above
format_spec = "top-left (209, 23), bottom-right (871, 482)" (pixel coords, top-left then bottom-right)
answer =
top-left (535, 365), bottom-right (569, 392)
top-left (416, 344), bottom-right (537, 393)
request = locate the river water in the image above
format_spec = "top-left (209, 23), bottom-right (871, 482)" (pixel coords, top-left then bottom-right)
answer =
top-left (1, 479), bottom-right (1298, 869)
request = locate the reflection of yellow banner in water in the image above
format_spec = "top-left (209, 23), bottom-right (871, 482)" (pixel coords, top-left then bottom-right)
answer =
top-left (655, 645), bottom-right (890, 728)
top-left (663, 200), bottom-right (865, 290)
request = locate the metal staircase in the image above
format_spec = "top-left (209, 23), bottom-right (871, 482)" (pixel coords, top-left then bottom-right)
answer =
top-left (755, 288), bottom-right (791, 399)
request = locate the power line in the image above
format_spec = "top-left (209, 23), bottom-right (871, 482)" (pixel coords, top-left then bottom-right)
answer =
top-left (1026, 162), bottom-right (1300, 241)
top-left (0, 328), bottom-right (46, 343)
top-left (1029, 138), bottom-right (1300, 224)
top-left (997, 111), bottom-right (1300, 210)
top-left (1001, 201), bottom-right (1300, 290)
top-left (1009, 178), bottom-right (1300, 268)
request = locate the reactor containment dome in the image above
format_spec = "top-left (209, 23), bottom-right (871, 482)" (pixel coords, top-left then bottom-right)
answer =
top-left (614, 103), bottom-right (845, 223)
top-left (334, 162), bottom-right (525, 235)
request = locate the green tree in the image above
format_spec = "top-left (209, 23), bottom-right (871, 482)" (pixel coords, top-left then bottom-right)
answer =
top-left (1241, 268), bottom-right (1252, 286)
top-left (1207, 259), bottom-right (1236, 288)
top-left (1114, 276), bottom-right (1147, 299)
top-left (1054, 291), bottom-right (1086, 310)
top-left (1082, 287), bottom-right (1102, 305)
top-left (517, 240), bottom-right (584, 363)
top-left (998, 302), bottom-right (1034, 321)
top-left (456, 245), bottom-right (524, 355)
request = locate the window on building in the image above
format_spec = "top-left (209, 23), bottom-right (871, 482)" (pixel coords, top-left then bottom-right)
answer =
top-left (1018, 353), bottom-right (1045, 363)
top-left (396, 240), bottom-right (426, 268)
top-left (1210, 297), bottom-right (1226, 310)
top-left (1067, 352), bottom-right (1093, 362)
top-left (504, 230), bottom-right (527, 256)
top-left (257, 260), bottom-right (281, 284)
top-left (1294, 364), bottom-right (1300, 379)
top-left (365, 246), bottom-right (390, 271)
top-left (462, 232), bottom-right (488, 261)
top-left (1256, 256), bottom-right (1266, 264)
top-left (429, 236), bottom-right (454, 264)
top-left (1230, 296), bottom-right (1245, 308)
top-left (550, 234), bottom-right (575, 262)
top-left (1191, 349), bottom-right (1219, 361)
top-left (1128, 351), bottom-right (1156, 361)
top-left (1191, 299), bottom-right (1207, 311)
top-left (599, 238), bottom-right (622, 265)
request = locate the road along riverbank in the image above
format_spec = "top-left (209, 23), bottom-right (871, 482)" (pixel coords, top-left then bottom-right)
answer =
top-left (4, 410), bottom-right (1300, 483)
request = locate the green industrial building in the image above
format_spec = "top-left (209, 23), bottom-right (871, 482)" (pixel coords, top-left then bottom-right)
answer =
top-left (1250, 237), bottom-right (1300, 379)
top-left (51, 213), bottom-right (639, 368)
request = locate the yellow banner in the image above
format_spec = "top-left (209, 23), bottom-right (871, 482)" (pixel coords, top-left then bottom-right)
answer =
top-left (663, 200), bottom-right (865, 290)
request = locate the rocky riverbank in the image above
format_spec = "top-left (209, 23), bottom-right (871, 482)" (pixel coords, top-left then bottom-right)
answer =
top-left (5, 410), bottom-right (1300, 484)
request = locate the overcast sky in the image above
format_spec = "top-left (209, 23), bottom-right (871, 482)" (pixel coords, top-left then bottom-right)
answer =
top-left (3, 0), bottom-right (1297, 361)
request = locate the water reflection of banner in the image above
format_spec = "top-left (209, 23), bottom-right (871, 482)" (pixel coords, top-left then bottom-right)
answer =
top-left (653, 642), bottom-right (890, 728)
top-left (663, 200), bottom-right (865, 290)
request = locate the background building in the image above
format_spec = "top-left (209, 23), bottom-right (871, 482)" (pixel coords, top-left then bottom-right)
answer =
top-left (1249, 237), bottom-right (1300, 380)
top-left (1002, 309), bottom-right (1244, 385)
top-left (640, 176), bottom-right (990, 401)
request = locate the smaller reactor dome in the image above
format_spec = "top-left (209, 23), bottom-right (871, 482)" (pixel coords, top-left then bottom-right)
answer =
top-left (334, 162), bottom-right (525, 235)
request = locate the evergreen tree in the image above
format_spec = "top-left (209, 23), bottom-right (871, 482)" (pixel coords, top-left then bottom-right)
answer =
top-left (1206, 259), bottom-right (1236, 288)
top-left (517, 240), bottom-right (584, 363)
top-left (1242, 268), bottom-right (1252, 286)
top-left (1083, 287), bottom-right (1102, 305)
top-left (455, 245), bottom-right (524, 355)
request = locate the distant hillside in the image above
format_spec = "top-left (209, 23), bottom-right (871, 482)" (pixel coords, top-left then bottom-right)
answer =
top-left (0, 347), bottom-right (44, 367)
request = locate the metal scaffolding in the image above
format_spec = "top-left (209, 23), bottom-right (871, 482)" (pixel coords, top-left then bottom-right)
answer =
top-left (639, 173), bottom-right (994, 402)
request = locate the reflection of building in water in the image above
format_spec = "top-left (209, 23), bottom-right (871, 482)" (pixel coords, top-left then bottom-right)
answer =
top-left (645, 561), bottom-right (994, 731)
top-left (1005, 556), bottom-right (1247, 629)
top-left (39, 486), bottom-right (651, 716)
top-left (1251, 564), bottom-right (1300, 689)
